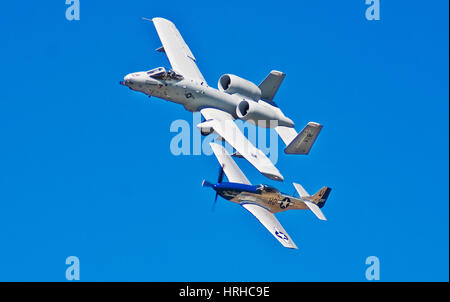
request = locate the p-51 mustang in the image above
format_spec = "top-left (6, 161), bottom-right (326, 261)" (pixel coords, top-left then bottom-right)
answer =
top-left (203, 142), bottom-right (331, 249)
top-left (121, 17), bottom-right (323, 181)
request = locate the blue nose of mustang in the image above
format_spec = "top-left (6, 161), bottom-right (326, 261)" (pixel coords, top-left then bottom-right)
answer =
top-left (202, 180), bottom-right (215, 189)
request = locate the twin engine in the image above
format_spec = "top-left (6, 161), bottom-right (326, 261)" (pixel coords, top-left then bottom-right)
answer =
top-left (218, 74), bottom-right (262, 101)
top-left (218, 74), bottom-right (294, 128)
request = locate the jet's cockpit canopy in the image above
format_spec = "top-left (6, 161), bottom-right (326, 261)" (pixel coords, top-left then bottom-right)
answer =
top-left (146, 67), bottom-right (184, 80)
top-left (257, 184), bottom-right (280, 194)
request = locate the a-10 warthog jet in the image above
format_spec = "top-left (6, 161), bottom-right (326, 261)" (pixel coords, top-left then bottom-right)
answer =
top-left (121, 17), bottom-right (323, 181)
top-left (203, 143), bottom-right (331, 249)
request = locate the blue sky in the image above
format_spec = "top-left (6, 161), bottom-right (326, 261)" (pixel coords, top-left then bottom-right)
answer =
top-left (0, 1), bottom-right (448, 281)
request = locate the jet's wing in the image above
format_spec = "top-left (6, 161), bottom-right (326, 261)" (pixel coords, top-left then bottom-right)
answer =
top-left (198, 108), bottom-right (283, 181)
top-left (209, 142), bottom-right (251, 185)
top-left (241, 203), bottom-right (298, 249)
top-left (151, 17), bottom-right (206, 83)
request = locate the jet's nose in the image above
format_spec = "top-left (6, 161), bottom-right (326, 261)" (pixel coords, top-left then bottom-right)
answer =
top-left (120, 73), bottom-right (137, 86)
top-left (120, 74), bottom-right (130, 86)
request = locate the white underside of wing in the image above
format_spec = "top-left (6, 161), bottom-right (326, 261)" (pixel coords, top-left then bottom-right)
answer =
top-left (199, 108), bottom-right (283, 181)
top-left (275, 126), bottom-right (298, 146)
top-left (152, 17), bottom-right (206, 83)
top-left (209, 142), bottom-right (251, 185)
top-left (241, 203), bottom-right (298, 249)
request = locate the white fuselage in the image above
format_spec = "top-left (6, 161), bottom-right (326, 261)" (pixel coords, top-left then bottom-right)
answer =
top-left (121, 68), bottom-right (295, 128)
top-left (122, 71), bottom-right (243, 115)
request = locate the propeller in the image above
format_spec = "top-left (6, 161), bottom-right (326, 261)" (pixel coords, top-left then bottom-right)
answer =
top-left (212, 165), bottom-right (225, 211)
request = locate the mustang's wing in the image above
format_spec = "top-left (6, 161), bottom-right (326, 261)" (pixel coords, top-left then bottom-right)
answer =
top-left (209, 142), bottom-right (251, 185)
top-left (151, 17), bottom-right (206, 83)
top-left (198, 108), bottom-right (283, 181)
top-left (241, 203), bottom-right (298, 249)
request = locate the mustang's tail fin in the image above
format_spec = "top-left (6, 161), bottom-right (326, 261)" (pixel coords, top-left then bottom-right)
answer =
top-left (310, 186), bottom-right (332, 208)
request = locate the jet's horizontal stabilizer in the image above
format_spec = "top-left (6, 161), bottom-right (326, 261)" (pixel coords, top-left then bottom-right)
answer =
top-left (277, 122), bottom-right (323, 154)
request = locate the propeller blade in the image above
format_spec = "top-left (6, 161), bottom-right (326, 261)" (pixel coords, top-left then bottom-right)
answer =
top-left (212, 192), bottom-right (219, 211)
top-left (212, 165), bottom-right (225, 211)
top-left (217, 165), bottom-right (225, 183)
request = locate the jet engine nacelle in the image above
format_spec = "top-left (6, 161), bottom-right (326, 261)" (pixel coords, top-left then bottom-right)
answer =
top-left (236, 100), bottom-right (294, 128)
top-left (218, 74), bottom-right (262, 101)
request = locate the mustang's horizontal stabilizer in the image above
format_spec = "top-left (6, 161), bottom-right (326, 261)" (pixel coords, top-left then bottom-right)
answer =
top-left (304, 201), bottom-right (327, 220)
top-left (259, 70), bottom-right (286, 102)
top-left (278, 122), bottom-right (323, 154)
top-left (293, 183), bottom-right (309, 198)
top-left (209, 143), bottom-right (251, 185)
top-left (241, 203), bottom-right (298, 249)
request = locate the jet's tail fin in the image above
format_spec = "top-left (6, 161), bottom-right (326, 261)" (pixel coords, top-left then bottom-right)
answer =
top-left (293, 183), bottom-right (331, 221)
top-left (258, 71), bottom-right (323, 155)
top-left (259, 70), bottom-right (286, 102)
top-left (277, 122), bottom-right (323, 154)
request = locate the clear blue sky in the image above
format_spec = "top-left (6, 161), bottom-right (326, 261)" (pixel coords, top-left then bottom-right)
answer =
top-left (0, 1), bottom-right (448, 281)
